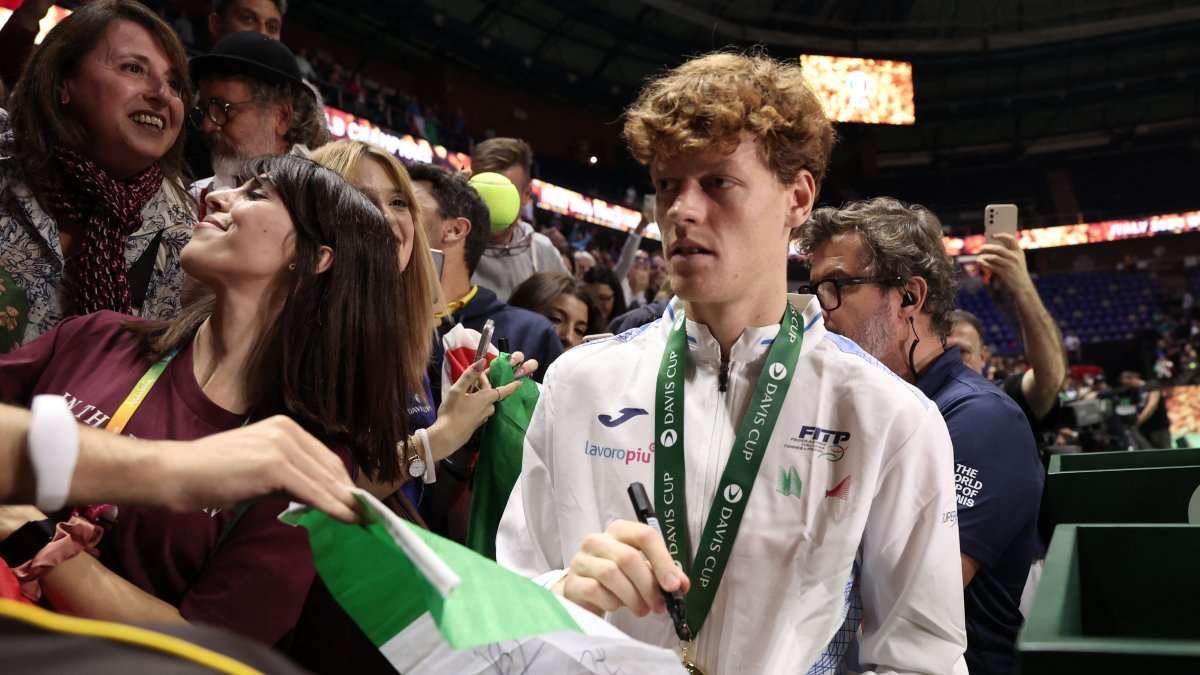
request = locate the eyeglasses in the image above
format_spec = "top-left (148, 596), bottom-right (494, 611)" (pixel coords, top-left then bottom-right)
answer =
top-left (189, 98), bottom-right (259, 128)
top-left (799, 276), bottom-right (902, 312)
top-left (484, 238), bottom-right (532, 257)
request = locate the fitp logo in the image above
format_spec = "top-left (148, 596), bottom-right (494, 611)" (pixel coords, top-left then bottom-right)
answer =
top-left (660, 429), bottom-right (678, 448)
top-left (768, 363), bottom-right (788, 381)
top-left (723, 484), bottom-right (744, 504)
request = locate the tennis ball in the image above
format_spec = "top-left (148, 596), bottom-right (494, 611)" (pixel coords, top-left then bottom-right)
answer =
top-left (469, 172), bottom-right (521, 232)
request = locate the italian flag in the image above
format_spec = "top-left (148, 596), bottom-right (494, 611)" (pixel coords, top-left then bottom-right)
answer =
top-left (282, 490), bottom-right (685, 674)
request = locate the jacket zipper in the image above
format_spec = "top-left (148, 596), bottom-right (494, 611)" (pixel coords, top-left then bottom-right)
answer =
top-left (718, 359), bottom-right (730, 392)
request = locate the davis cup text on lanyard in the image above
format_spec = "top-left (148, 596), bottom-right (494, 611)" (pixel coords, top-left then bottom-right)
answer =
top-left (654, 303), bottom-right (802, 640)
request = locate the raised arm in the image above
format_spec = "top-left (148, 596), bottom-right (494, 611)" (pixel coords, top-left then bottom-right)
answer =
top-left (612, 219), bottom-right (649, 282)
top-left (980, 233), bottom-right (1066, 419)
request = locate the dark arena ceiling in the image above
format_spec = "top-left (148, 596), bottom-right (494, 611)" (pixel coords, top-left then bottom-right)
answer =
top-left (287, 0), bottom-right (1200, 230)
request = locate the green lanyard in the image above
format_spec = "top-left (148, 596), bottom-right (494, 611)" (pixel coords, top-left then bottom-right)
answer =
top-left (654, 303), bottom-right (803, 639)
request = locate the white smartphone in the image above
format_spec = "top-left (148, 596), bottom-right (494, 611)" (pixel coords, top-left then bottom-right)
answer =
top-left (642, 194), bottom-right (656, 223)
top-left (984, 204), bottom-right (1018, 243)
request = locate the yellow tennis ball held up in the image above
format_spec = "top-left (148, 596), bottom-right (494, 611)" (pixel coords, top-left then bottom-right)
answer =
top-left (469, 172), bottom-right (522, 232)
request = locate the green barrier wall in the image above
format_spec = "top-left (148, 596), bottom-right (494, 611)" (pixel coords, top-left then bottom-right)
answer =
top-left (1054, 448), bottom-right (1200, 472)
top-left (1045, 449), bottom-right (1200, 527)
top-left (1019, 524), bottom-right (1200, 672)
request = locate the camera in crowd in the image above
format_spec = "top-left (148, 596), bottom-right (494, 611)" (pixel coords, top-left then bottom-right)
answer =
top-left (1056, 376), bottom-right (1148, 453)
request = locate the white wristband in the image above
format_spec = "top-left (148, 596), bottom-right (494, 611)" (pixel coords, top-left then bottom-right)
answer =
top-left (416, 427), bottom-right (436, 484)
top-left (28, 395), bottom-right (80, 511)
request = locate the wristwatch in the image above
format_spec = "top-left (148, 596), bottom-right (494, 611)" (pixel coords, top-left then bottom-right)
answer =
top-left (0, 518), bottom-right (56, 567)
top-left (405, 437), bottom-right (426, 479)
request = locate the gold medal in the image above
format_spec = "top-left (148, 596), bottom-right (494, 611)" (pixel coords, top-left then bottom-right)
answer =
top-left (679, 641), bottom-right (707, 675)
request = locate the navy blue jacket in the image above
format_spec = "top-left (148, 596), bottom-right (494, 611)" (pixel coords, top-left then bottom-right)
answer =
top-left (430, 285), bottom-right (562, 406)
top-left (917, 347), bottom-right (1043, 675)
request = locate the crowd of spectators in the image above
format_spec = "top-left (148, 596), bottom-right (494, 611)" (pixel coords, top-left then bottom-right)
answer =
top-left (139, 0), bottom-right (472, 151)
top-left (1154, 286), bottom-right (1200, 385)
top-left (0, 2), bottom-right (1194, 673)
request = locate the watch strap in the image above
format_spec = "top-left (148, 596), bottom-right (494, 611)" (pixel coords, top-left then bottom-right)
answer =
top-left (415, 428), bottom-right (436, 484)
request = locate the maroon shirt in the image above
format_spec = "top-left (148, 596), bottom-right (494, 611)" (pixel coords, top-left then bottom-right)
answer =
top-left (0, 311), bottom-right (316, 645)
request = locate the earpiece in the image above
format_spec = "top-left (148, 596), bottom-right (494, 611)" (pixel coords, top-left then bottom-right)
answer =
top-left (901, 289), bottom-right (916, 307)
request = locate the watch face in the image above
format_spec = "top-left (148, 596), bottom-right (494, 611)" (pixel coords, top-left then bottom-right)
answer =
top-left (408, 457), bottom-right (427, 478)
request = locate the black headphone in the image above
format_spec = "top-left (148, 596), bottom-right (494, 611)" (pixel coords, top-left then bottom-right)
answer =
top-left (900, 289), bottom-right (916, 307)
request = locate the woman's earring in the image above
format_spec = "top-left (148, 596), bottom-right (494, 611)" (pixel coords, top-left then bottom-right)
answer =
top-left (288, 263), bottom-right (296, 270)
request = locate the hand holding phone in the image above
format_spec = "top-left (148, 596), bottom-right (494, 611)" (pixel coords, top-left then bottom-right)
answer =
top-left (641, 194), bottom-right (656, 224)
top-left (984, 204), bottom-right (1018, 243)
top-left (474, 319), bottom-right (495, 364)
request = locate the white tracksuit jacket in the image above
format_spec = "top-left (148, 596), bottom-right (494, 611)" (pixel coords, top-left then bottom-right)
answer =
top-left (497, 295), bottom-right (967, 674)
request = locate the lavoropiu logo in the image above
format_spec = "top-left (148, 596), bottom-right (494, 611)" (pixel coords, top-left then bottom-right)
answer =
top-left (582, 439), bottom-right (654, 465)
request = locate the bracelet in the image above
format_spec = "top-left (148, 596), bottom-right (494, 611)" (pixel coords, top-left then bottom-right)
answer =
top-left (416, 428), bottom-right (436, 484)
top-left (28, 395), bottom-right (80, 512)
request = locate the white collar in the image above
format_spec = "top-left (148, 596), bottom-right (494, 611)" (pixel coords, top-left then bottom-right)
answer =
top-left (658, 294), bottom-right (826, 364)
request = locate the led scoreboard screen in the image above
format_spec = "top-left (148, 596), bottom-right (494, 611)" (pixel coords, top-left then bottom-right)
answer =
top-left (0, 4), bottom-right (71, 43)
top-left (801, 54), bottom-right (915, 125)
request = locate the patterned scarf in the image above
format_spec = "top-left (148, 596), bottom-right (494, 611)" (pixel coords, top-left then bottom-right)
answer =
top-left (51, 147), bottom-right (164, 315)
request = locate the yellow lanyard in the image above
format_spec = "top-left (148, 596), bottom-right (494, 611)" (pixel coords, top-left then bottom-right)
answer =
top-left (439, 285), bottom-right (479, 317)
top-left (104, 349), bottom-right (178, 435)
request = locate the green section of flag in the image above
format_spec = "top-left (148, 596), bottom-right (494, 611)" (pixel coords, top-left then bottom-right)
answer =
top-left (294, 505), bottom-right (427, 646)
top-left (467, 353), bottom-right (540, 560)
top-left (289, 493), bottom-right (580, 651)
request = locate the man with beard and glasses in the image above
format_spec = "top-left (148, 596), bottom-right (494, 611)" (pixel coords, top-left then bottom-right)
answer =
top-left (799, 196), bottom-right (1043, 675)
top-left (186, 31), bottom-right (328, 215)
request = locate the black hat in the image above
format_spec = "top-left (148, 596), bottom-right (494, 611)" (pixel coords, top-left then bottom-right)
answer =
top-left (190, 32), bottom-right (310, 98)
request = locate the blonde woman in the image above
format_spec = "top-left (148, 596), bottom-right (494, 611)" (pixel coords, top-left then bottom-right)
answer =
top-left (309, 141), bottom-right (534, 503)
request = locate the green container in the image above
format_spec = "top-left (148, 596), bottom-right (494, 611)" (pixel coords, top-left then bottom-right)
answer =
top-left (1045, 449), bottom-right (1200, 527)
top-left (1053, 448), bottom-right (1200, 472)
top-left (1019, 524), bottom-right (1200, 672)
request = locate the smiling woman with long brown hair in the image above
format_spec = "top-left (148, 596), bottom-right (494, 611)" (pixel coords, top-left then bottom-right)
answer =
top-left (0, 154), bottom-right (478, 645)
top-left (0, 0), bottom-right (195, 353)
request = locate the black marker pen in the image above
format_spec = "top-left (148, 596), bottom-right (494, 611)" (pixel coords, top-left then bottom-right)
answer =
top-left (627, 482), bottom-right (691, 640)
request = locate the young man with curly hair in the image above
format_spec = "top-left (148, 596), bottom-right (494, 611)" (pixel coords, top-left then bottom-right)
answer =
top-left (498, 52), bottom-right (968, 673)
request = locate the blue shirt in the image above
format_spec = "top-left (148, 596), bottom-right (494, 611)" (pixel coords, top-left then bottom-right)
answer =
top-left (917, 347), bottom-right (1043, 675)
top-left (401, 376), bottom-right (438, 510)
